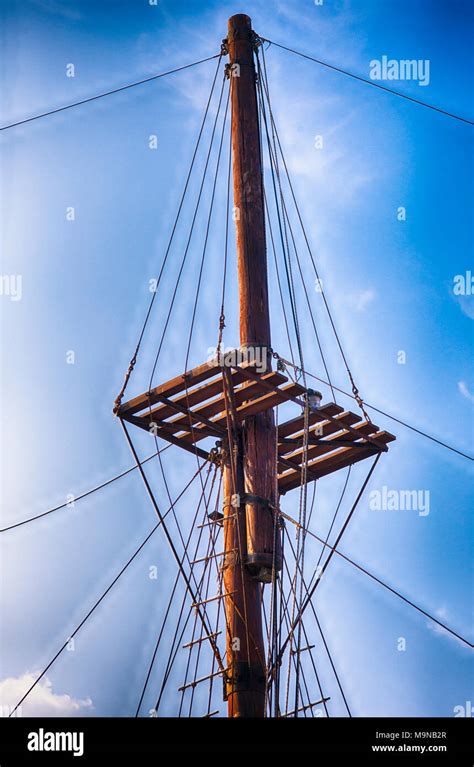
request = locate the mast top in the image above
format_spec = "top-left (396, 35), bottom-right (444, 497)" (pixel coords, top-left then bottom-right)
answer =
top-left (227, 13), bottom-right (253, 44)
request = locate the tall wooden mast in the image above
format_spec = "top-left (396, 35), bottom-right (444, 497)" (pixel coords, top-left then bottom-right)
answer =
top-left (116, 11), bottom-right (395, 718)
top-left (222, 12), bottom-right (280, 718)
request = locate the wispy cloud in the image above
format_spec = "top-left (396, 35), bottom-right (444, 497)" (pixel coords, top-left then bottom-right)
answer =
top-left (455, 295), bottom-right (474, 320)
top-left (426, 607), bottom-right (471, 649)
top-left (0, 673), bottom-right (93, 717)
top-left (30, 0), bottom-right (83, 21)
top-left (458, 381), bottom-right (474, 404)
top-left (346, 288), bottom-right (376, 312)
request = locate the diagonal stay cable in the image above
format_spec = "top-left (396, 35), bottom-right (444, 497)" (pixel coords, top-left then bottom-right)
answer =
top-left (7, 461), bottom-right (206, 717)
top-left (257, 49), bottom-right (336, 400)
top-left (153, 475), bottom-right (224, 715)
top-left (0, 445), bottom-right (171, 533)
top-left (285, 528), bottom-right (351, 716)
top-left (135, 463), bottom-right (217, 717)
top-left (306, 466), bottom-right (351, 596)
top-left (280, 512), bottom-right (473, 649)
top-left (259, 47), bottom-right (370, 421)
top-left (1, 54), bottom-right (221, 131)
top-left (274, 353), bottom-right (474, 462)
top-left (121, 420), bottom-right (225, 674)
top-left (280, 549), bottom-right (330, 717)
top-left (184, 85), bottom-right (230, 370)
top-left (147, 72), bottom-right (227, 392)
top-left (114, 54), bottom-right (223, 413)
top-left (261, 39), bottom-right (474, 126)
top-left (177, 468), bottom-right (219, 716)
top-left (272, 454), bottom-right (381, 676)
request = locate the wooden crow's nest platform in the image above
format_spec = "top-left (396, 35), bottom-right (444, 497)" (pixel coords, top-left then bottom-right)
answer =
top-left (117, 356), bottom-right (395, 495)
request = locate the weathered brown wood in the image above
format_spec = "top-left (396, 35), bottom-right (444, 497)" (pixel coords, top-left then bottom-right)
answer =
top-left (279, 431), bottom-right (396, 492)
top-left (222, 451), bottom-right (266, 717)
top-left (232, 363), bottom-right (306, 407)
top-left (225, 11), bottom-right (278, 717)
top-left (143, 371), bottom-right (288, 436)
top-left (118, 414), bottom-right (212, 461)
top-left (140, 366), bottom-right (251, 422)
top-left (176, 380), bottom-right (305, 447)
top-left (278, 403), bottom-right (344, 438)
top-left (279, 420), bottom-right (380, 466)
top-left (117, 359), bottom-right (222, 417)
top-left (233, 381), bottom-right (305, 418)
top-left (278, 454), bottom-right (324, 485)
top-left (277, 410), bottom-right (361, 454)
top-left (148, 392), bottom-right (228, 438)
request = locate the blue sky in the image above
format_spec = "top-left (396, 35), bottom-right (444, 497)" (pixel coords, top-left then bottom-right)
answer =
top-left (0, 0), bottom-right (473, 717)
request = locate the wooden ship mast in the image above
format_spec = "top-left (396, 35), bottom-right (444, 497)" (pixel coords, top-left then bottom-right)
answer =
top-left (116, 13), bottom-right (395, 718)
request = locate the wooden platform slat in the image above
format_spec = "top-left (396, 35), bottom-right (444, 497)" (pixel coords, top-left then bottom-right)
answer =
top-left (118, 357), bottom-right (396, 486)
top-left (277, 411), bottom-right (361, 455)
top-left (177, 381), bottom-right (307, 446)
top-left (121, 415), bottom-right (212, 461)
top-left (278, 403), bottom-right (344, 439)
top-left (231, 364), bottom-right (306, 410)
top-left (143, 371), bottom-right (288, 435)
top-left (118, 359), bottom-right (223, 417)
top-left (229, 381), bottom-right (307, 419)
top-left (278, 421), bottom-right (379, 468)
top-left (139, 367), bottom-right (251, 422)
top-left (278, 431), bottom-right (396, 493)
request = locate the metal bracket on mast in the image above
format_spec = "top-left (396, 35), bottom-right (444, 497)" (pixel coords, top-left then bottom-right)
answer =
top-left (223, 661), bottom-right (267, 702)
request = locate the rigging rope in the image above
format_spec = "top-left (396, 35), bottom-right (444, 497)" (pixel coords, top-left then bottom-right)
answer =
top-left (258, 49), bottom-right (337, 401)
top-left (0, 445), bottom-right (171, 533)
top-left (1, 54), bottom-right (222, 132)
top-left (278, 553), bottom-right (329, 717)
top-left (113, 54), bottom-right (223, 414)
top-left (273, 352), bottom-right (474, 461)
top-left (146, 72), bottom-right (227, 392)
top-left (8, 462), bottom-right (207, 717)
top-left (307, 466), bottom-right (352, 596)
top-left (260, 39), bottom-right (474, 126)
top-left (134, 462), bottom-right (217, 716)
top-left (184, 85), bottom-right (231, 371)
top-left (280, 510), bottom-right (473, 649)
top-left (121, 420), bottom-right (225, 675)
top-left (259, 44), bottom-right (371, 422)
top-left (216, 94), bottom-right (233, 353)
top-left (272, 454), bottom-right (381, 678)
top-left (284, 531), bottom-right (348, 716)
top-left (256, 59), bottom-right (306, 377)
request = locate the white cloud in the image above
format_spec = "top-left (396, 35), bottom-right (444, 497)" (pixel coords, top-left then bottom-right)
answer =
top-left (455, 295), bottom-right (474, 320)
top-left (425, 607), bottom-right (470, 649)
top-left (0, 673), bottom-right (93, 717)
top-left (458, 381), bottom-right (474, 404)
top-left (346, 288), bottom-right (376, 312)
top-left (30, 0), bottom-right (83, 20)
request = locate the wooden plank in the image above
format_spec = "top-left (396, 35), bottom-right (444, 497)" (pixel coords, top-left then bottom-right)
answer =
top-left (278, 455), bottom-right (322, 485)
top-left (279, 431), bottom-right (396, 492)
top-left (278, 403), bottom-right (344, 439)
top-left (147, 392), bottom-right (227, 438)
top-left (139, 366), bottom-right (254, 422)
top-left (231, 363), bottom-right (307, 409)
top-left (224, 381), bottom-right (306, 420)
top-left (277, 411), bottom-right (361, 454)
top-left (117, 359), bottom-right (222, 417)
top-left (119, 414), bottom-right (212, 461)
top-left (278, 421), bottom-right (379, 468)
top-left (177, 381), bottom-right (307, 446)
top-left (143, 371), bottom-right (288, 435)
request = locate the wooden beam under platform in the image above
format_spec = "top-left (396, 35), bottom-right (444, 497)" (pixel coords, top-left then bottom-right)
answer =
top-left (117, 354), bottom-right (395, 490)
